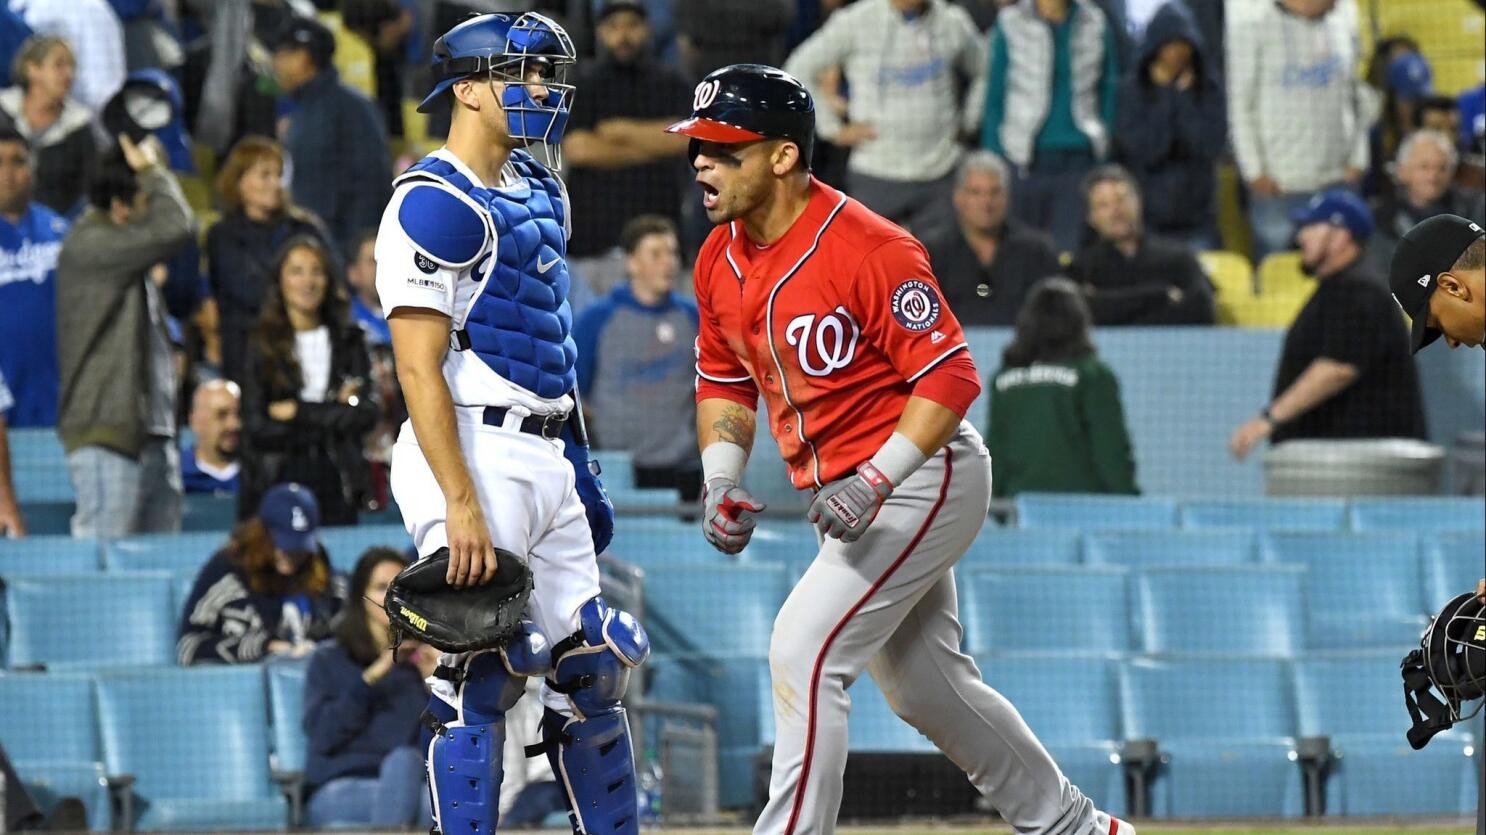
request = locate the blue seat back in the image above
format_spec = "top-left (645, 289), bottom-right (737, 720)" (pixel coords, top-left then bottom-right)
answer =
top-left (0, 537), bottom-right (100, 576)
top-left (962, 567), bottom-right (1129, 654)
top-left (591, 450), bottom-right (634, 490)
top-left (1293, 651), bottom-right (1420, 739)
top-left (1423, 531), bottom-right (1486, 610)
top-left (6, 573), bottom-right (175, 669)
top-left (8, 429), bottom-right (74, 502)
top-left (103, 532), bottom-right (226, 583)
top-left (742, 522), bottom-right (820, 565)
top-left (179, 494), bottom-right (240, 532)
top-left (1349, 497), bottom-right (1486, 532)
top-left (977, 653), bottom-right (1121, 745)
top-left (1134, 566), bottom-right (1304, 656)
top-left (265, 660), bottom-right (309, 773)
top-left (1084, 530), bottom-right (1255, 568)
top-left (961, 526), bottom-right (1082, 567)
top-left (1015, 493), bottom-right (1178, 530)
top-left (1121, 657), bottom-right (1295, 743)
top-left (96, 666), bottom-right (276, 802)
top-left (316, 524), bottom-right (412, 573)
top-left (1181, 499), bottom-right (1346, 531)
top-left (15, 760), bottom-right (111, 832)
top-left (0, 672), bottom-right (99, 761)
top-left (642, 564), bottom-right (789, 655)
top-left (1261, 532), bottom-right (1423, 620)
top-left (607, 517), bottom-right (714, 565)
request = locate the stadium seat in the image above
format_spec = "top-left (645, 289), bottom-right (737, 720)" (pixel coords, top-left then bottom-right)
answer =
top-left (179, 494), bottom-right (239, 532)
top-left (1120, 656), bottom-right (1303, 818)
top-left (642, 564), bottom-right (789, 655)
top-left (743, 521), bottom-right (820, 566)
top-left (104, 532), bottom-right (227, 584)
top-left (7, 428), bottom-right (74, 502)
top-left (1197, 250), bottom-right (1255, 325)
top-left (1014, 493), bottom-right (1179, 530)
top-left (314, 524), bottom-right (412, 573)
top-left (5, 573), bottom-right (176, 670)
top-left (265, 660), bottom-right (309, 776)
top-left (1295, 651), bottom-right (1478, 815)
top-left (1349, 497), bottom-right (1486, 532)
top-left (977, 653), bottom-right (1125, 814)
top-left (607, 516), bottom-right (714, 565)
top-left (1261, 532), bottom-right (1427, 649)
top-left (0, 536), bottom-right (100, 577)
top-left (1084, 529), bottom-right (1256, 568)
top-left (1423, 531), bottom-right (1486, 610)
top-left (1133, 566), bottom-right (1305, 656)
top-left (657, 651), bottom-right (771, 808)
top-left (960, 526), bottom-right (1082, 567)
top-left (847, 676), bottom-right (935, 753)
top-left (0, 672), bottom-right (100, 762)
top-left (16, 760), bottom-right (112, 832)
top-left (961, 567), bottom-right (1130, 654)
top-left (17, 501), bottom-right (74, 535)
top-left (96, 666), bottom-right (288, 831)
top-left (1180, 498), bottom-right (1346, 531)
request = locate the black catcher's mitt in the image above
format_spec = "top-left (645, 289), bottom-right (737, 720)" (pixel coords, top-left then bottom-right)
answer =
top-left (384, 547), bottom-right (533, 653)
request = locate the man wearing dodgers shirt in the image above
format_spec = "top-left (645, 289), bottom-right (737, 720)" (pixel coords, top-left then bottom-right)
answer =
top-left (0, 126), bottom-right (66, 427)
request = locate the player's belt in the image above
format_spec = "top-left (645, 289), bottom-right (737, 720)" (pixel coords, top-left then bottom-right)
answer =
top-left (483, 406), bottom-right (569, 440)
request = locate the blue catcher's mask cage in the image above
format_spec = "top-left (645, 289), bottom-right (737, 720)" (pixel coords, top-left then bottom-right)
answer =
top-left (419, 12), bottom-right (577, 169)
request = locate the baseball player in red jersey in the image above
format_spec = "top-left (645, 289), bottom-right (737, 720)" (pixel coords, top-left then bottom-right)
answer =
top-left (668, 64), bottom-right (1135, 835)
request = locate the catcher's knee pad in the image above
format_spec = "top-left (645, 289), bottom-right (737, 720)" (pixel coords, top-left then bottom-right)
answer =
top-left (549, 597), bottom-right (649, 719)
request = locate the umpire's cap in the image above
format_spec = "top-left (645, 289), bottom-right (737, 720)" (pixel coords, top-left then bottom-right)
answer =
top-left (666, 64), bottom-right (815, 169)
top-left (1389, 214), bottom-right (1485, 352)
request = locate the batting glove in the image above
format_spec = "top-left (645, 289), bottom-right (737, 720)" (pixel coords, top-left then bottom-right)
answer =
top-left (702, 476), bottom-right (765, 555)
top-left (808, 462), bottom-right (893, 542)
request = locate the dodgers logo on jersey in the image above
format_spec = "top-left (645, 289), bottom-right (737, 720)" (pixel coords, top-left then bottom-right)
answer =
top-left (785, 306), bottom-right (860, 377)
top-left (891, 280), bottom-right (941, 332)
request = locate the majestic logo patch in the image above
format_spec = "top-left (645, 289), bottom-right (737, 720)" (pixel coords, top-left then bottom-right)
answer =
top-left (891, 280), bottom-right (941, 332)
top-left (414, 252), bottom-right (438, 274)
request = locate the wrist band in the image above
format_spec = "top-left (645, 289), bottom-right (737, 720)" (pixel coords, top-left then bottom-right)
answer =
top-left (702, 441), bottom-right (747, 485)
top-left (867, 432), bottom-right (929, 488)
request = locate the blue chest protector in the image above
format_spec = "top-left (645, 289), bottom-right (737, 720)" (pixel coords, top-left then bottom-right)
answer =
top-left (395, 151), bottom-right (577, 400)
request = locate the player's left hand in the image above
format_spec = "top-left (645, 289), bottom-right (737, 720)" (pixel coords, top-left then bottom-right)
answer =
top-left (808, 462), bottom-right (893, 543)
top-left (1228, 416), bottom-right (1273, 461)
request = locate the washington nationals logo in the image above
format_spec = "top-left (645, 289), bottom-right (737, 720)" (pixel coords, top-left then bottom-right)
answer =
top-left (785, 307), bottom-right (860, 377)
top-left (891, 279), bottom-right (941, 332)
top-left (693, 79), bottom-right (722, 111)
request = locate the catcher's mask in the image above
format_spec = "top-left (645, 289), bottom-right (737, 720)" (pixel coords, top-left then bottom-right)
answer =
top-left (1402, 590), bottom-right (1486, 750)
top-left (384, 547), bottom-right (533, 654)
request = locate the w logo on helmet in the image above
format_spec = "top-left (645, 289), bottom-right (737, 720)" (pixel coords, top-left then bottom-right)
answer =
top-left (693, 79), bottom-right (721, 111)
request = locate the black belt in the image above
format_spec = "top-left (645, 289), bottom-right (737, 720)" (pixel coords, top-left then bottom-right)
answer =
top-left (483, 406), bottom-right (569, 440)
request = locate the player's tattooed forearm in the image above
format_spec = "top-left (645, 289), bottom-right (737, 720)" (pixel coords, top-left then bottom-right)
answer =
top-left (713, 404), bottom-right (756, 448)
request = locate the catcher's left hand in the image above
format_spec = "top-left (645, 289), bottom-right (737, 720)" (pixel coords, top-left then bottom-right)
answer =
top-left (384, 547), bottom-right (533, 653)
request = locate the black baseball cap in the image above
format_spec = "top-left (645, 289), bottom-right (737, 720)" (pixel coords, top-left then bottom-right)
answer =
top-left (596, 0), bottom-right (647, 22)
top-left (1388, 213), bottom-right (1486, 352)
top-left (274, 16), bottom-right (335, 66)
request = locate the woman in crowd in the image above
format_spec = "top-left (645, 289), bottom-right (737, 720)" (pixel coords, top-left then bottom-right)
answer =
top-left (302, 547), bottom-right (435, 830)
top-left (240, 235), bottom-right (378, 525)
top-left (206, 135), bottom-right (331, 384)
top-left (0, 35), bottom-right (97, 215)
top-left (177, 483), bottom-right (343, 665)
top-left (986, 276), bottom-right (1139, 497)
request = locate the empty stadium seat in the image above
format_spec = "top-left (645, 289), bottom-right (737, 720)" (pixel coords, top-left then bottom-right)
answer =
top-left (1261, 532), bottom-right (1426, 649)
top-left (1295, 651), bottom-right (1478, 815)
top-left (179, 494), bottom-right (239, 532)
top-left (1084, 529), bottom-right (1255, 568)
top-left (1423, 531), bottom-right (1486, 610)
top-left (104, 532), bottom-right (227, 583)
top-left (315, 524), bottom-right (412, 573)
top-left (606, 517), bottom-right (714, 565)
top-left (96, 666), bottom-right (288, 831)
top-left (1120, 657), bottom-right (1303, 818)
top-left (7, 429), bottom-right (74, 503)
top-left (5, 574), bottom-right (176, 670)
top-left (265, 660), bottom-right (309, 776)
top-left (17, 501), bottom-right (75, 536)
top-left (643, 564), bottom-right (789, 655)
top-left (0, 672), bottom-right (100, 762)
top-left (1198, 250), bottom-right (1255, 325)
top-left (655, 651), bottom-right (771, 808)
top-left (16, 760), bottom-right (111, 831)
top-left (960, 526), bottom-right (1082, 567)
top-left (743, 522), bottom-right (820, 565)
top-left (0, 536), bottom-right (100, 577)
top-left (1181, 498), bottom-right (1346, 531)
top-left (1014, 494), bottom-right (1178, 530)
top-left (1350, 497), bottom-right (1486, 532)
top-left (961, 567), bottom-right (1130, 654)
top-left (1133, 566), bottom-right (1304, 656)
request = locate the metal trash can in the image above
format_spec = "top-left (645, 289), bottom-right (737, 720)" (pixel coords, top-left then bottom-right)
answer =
top-left (1263, 439), bottom-right (1446, 496)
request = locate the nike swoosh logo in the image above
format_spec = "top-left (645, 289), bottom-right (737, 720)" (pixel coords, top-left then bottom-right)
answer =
top-left (537, 255), bottom-right (561, 274)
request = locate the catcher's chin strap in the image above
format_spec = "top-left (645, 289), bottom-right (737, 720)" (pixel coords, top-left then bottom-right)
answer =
top-left (1402, 648), bottom-right (1456, 750)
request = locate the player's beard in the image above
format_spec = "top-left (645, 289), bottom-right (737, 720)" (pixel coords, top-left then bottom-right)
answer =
top-left (708, 176), bottom-right (768, 225)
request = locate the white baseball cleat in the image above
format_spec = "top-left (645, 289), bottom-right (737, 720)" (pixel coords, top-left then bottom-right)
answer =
top-left (1107, 818), bottom-right (1137, 835)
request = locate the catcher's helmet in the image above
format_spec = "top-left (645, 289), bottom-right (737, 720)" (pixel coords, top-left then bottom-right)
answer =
top-left (666, 64), bottom-right (815, 170)
top-left (1402, 590), bottom-right (1486, 749)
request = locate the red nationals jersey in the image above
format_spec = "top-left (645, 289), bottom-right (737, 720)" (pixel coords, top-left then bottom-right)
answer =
top-left (694, 178), bottom-right (970, 489)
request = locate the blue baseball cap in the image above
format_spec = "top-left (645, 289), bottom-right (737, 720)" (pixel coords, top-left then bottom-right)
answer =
top-left (1290, 189), bottom-right (1374, 243)
top-left (1387, 51), bottom-right (1434, 100)
top-left (258, 483), bottom-right (321, 554)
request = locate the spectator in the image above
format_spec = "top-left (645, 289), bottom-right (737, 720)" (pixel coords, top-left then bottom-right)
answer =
top-left (986, 276), bottom-right (1137, 497)
top-left (1228, 0), bottom-right (1370, 261)
top-left (302, 547), bottom-right (436, 830)
top-left (177, 481), bottom-right (343, 665)
top-left (271, 15), bottom-right (390, 260)
top-left (11, 0), bottom-right (125, 111)
top-left (1116, 1), bottom-right (1224, 250)
top-left (1069, 164), bottom-right (1214, 325)
top-left (920, 150), bottom-right (1059, 325)
top-left (0, 7), bottom-right (34, 89)
top-left (0, 368), bottom-right (25, 536)
top-left (787, 0), bottom-right (985, 235)
top-left (56, 136), bottom-right (193, 538)
top-left (241, 235), bottom-right (378, 526)
top-left (574, 215), bottom-right (701, 501)
top-left (1229, 190), bottom-right (1425, 460)
top-left (181, 379), bottom-right (242, 495)
top-left (981, 0), bottom-right (1120, 252)
top-left (345, 227), bottom-right (388, 346)
top-left (343, 226), bottom-right (401, 508)
top-left (0, 35), bottom-right (99, 216)
top-left (0, 126), bottom-right (66, 427)
top-left (1374, 130), bottom-right (1486, 251)
top-left (1459, 84), bottom-right (1484, 157)
top-left (563, 0), bottom-right (690, 291)
top-left (206, 134), bottom-right (331, 384)
top-left (676, 0), bottom-right (795, 81)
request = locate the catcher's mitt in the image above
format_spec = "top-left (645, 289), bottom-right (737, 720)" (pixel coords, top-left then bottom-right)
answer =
top-left (383, 547), bottom-right (533, 653)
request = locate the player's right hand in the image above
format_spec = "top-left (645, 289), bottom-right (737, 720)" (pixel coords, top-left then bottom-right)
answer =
top-left (702, 477), bottom-right (765, 556)
top-left (445, 498), bottom-right (497, 587)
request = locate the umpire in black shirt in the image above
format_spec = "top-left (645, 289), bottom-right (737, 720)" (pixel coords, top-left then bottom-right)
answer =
top-left (1230, 189), bottom-right (1426, 459)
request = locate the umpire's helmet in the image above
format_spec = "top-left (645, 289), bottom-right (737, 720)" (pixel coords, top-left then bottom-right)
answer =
top-left (1402, 590), bottom-right (1486, 750)
top-left (666, 64), bottom-right (815, 170)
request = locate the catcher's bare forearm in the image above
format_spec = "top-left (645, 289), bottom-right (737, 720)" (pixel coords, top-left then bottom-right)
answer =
top-left (698, 397), bottom-right (757, 453)
top-left (388, 310), bottom-right (477, 505)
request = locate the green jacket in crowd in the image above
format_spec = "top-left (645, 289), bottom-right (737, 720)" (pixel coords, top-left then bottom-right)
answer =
top-left (986, 352), bottom-right (1138, 497)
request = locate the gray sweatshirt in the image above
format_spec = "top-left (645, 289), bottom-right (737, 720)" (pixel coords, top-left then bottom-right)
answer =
top-left (785, 0), bottom-right (986, 182)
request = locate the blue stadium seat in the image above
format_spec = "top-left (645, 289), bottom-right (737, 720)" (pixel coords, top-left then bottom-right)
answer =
top-left (642, 564), bottom-right (789, 655)
top-left (1120, 657), bottom-right (1303, 818)
top-left (0, 536), bottom-right (100, 577)
top-left (743, 522), bottom-right (819, 566)
top-left (5, 573), bottom-right (176, 670)
top-left (179, 494), bottom-right (239, 532)
top-left (0, 672), bottom-right (100, 762)
top-left (1295, 651), bottom-right (1477, 815)
top-left (960, 526), bottom-right (1082, 567)
top-left (17, 501), bottom-right (74, 535)
top-left (1423, 531), bottom-right (1486, 610)
top-left (265, 660), bottom-right (308, 776)
top-left (1349, 497), bottom-right (1486, 532)
top-left (1133, 566), bottom-right (1304, 656)
top-left (16, 760), bottom-right (111, 831)
top-left (8, 429), bottom-right (74, 503)
top-left (848, 676), bottom-right (935, 753)
top-left (1261, 532), bottom-right (1426, 649)
top-left (1181, 499), bottom-right (1346, 531)
top-left (961, 567), bottom-right (1130, 654)
top-left (96, 666), bottom-right (288, 831)
top-left (1084, 529), bottom-right (1256, 568)
top-left (657, 651), bottom-right (771, 808)
top-left (1015, 493), bottom-right (1179, 530)
top-left (607, 517), bottom-right (713, 565)
top-left (977, 653), bottom-right (1125, 814)
top-left (316, 524), bottom-right (412, 573)
top-left (103, 532), bottom-right (227, 584)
